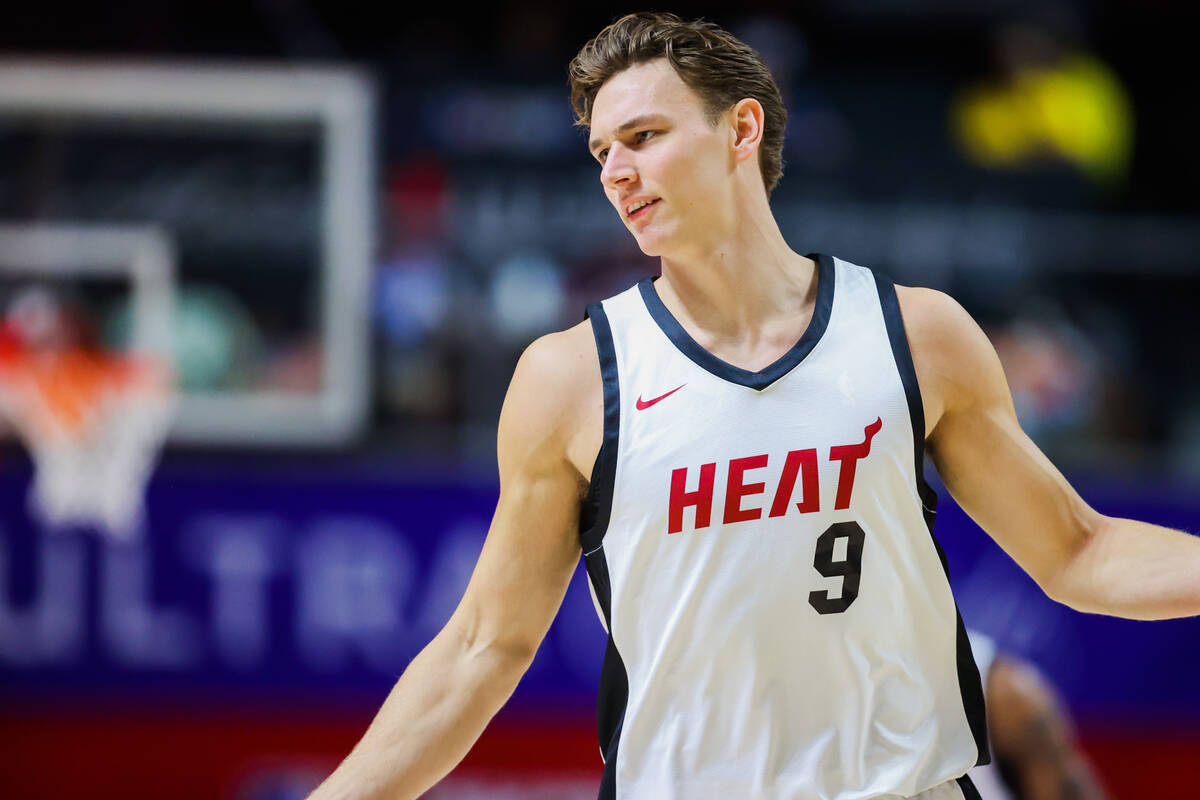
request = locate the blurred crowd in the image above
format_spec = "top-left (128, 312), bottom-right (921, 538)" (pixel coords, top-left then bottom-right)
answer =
top-left (2, 0), bottom-right (1198, 477)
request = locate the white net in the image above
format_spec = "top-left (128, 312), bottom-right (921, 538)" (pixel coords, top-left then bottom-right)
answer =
top-left (0, 350), bottom-right (175, 542)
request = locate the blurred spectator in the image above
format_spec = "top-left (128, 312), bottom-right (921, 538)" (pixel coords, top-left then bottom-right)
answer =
top-left (105, 284), bottom-right (266, 392)
top-left (488, 251), bottom-right (567, 344)
top-left (985, 300), bottom-right (1103, 439)
top-left (951, 14), bottom-right (1133, 186)
top-left (968, 630), bottom-right (1109, 800)
top-left (376, 155), bottom-right (458, 424)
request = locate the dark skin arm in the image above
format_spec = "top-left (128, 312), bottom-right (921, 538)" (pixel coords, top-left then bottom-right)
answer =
top-left (987, 654), bottom-right (1109, 800)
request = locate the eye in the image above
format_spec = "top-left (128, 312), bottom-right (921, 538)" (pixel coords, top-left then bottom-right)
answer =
top-left (596, 130), bottom-right (658, 164)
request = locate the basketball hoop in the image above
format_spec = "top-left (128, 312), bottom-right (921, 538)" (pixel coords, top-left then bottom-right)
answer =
top-left (0, 342), bottom-right (175, 542)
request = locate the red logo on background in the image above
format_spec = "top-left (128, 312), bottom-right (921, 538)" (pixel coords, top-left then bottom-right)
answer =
top-left (636, 383), bottom-right (686, 411)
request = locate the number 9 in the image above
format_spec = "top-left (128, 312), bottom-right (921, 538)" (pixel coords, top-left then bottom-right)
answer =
top-left (808, 521), bottom-right (865, 615)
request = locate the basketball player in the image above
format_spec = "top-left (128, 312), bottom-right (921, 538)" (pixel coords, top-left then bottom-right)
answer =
top-left (966, 631), bottom-right (1108, 800)
top-left (308, 12), bottom-right (1200, 800)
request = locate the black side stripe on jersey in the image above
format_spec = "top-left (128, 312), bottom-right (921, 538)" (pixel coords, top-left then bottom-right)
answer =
top-left (582, 301), bottom-right (629, 800)
top-left (581, 302), bottom-right (621, 555)
top-left (873, 272), bottom-right (992, 769)
top-left (956, 774), bottom-right (984, 800)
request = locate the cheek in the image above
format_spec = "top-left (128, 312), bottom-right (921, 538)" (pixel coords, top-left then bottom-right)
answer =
top-left (669, 137), bottom-right (724, 188)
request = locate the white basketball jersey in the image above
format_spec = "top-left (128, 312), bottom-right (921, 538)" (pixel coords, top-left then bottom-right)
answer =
top-left (579, 254), bottom-right (989, 800)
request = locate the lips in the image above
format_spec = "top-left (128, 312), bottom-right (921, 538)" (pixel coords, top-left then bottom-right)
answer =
top-left (626, 198), bottom-right (660, 222)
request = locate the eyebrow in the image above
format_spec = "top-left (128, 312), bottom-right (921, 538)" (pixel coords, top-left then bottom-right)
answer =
top-left (588, 114), bottom-right (667, 154)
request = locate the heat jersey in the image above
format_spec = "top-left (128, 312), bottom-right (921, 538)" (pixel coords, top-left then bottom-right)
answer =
top-left (578, 254), bottom-right (989, 800)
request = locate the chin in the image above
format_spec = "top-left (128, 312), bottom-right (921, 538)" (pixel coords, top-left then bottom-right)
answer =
top-left (631, 229), bottom-right (670, 258)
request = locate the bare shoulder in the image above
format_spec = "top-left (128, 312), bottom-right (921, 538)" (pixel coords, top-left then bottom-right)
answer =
top-left (893, 284), bottom-right (991, 372)
top-left (499, 319), bottom-right (603, 482)
top-left (893, 284), bottom-right (1013, 436)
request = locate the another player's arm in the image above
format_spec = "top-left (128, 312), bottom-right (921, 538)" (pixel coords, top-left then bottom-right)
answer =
top-left (899, 287), bottom-right (1200, 620)
top-left (307, 324), bottom-right (599, 800)
top-left (986, 654), bottom-right (1109, 800)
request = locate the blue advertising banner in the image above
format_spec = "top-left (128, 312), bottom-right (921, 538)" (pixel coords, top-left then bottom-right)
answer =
top-left (2, 458), bottom-right (1199, 722)
top-left (0, 460), bottom-right (604, 704)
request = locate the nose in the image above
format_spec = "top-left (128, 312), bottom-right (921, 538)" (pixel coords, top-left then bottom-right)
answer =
top-left (600, 142), bottom-right (636, 189)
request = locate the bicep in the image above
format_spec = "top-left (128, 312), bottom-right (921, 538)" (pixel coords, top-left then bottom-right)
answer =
top-left (451, 466), bottom-right (582, 661)
top-left (910, 291), bottom-right (1102, 593)
top-left (445, 333), bottom-right (592, 660)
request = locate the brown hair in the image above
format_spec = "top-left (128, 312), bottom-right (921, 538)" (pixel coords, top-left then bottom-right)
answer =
top-left (568, 12), bottom-right (788, 196)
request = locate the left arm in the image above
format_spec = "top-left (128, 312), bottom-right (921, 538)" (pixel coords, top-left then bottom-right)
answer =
top-left (898, 286), bottom-right (1200, 619)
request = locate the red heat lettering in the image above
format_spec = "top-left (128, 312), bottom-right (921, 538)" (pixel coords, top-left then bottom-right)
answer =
top-left (668, 462), bottom-right (717, 534)
top-left (770, 447), bottom-right (819, 516)
top-left (667, 416), bottom-right (882, 533)
top-left (723, 454), bottom-right (769, 524)
top-left (829, 417), bottom-right (883, 510)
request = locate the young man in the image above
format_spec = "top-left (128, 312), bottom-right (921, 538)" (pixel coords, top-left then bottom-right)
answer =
top-left (308, 12), bottom-right (1200, 800)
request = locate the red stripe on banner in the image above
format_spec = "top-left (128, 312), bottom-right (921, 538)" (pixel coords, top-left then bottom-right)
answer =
top-left (0, 704), bottom-right (600, 799)
top-left (2, 707), bottom-right (1195, 799)
top-left (1078, 726), bottom-right (1200, 799)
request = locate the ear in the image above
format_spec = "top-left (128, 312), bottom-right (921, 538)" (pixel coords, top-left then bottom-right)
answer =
top-left (729, 97), bottom-right (764, 165)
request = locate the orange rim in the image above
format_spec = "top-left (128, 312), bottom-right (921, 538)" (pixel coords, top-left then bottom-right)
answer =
top-left (0, 349), bottom-right (169, 440)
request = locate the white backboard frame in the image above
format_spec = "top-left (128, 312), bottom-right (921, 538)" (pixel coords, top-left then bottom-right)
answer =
top-left (0, 60), bottom-right (375, 447)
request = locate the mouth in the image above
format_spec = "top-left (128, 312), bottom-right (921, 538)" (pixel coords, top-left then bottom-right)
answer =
top-left (625, 198), bottom-right (661, 222)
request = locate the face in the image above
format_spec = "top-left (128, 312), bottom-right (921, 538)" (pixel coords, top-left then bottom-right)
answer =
top-left (588, 59), bottom-right (736, 258)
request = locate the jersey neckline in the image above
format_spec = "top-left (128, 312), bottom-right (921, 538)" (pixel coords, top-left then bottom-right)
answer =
top-left (636, 252), bottom-right (836, 391)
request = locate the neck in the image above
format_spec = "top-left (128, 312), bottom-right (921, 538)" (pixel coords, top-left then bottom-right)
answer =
top-left (655, 186), bottom-right (817, 345)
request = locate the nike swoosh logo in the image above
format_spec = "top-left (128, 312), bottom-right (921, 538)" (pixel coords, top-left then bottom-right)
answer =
top-left (636, 383), bottom-right (686, 410)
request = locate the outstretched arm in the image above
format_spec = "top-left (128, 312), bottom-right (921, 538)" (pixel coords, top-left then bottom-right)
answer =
top-left (900, 287), bottom-right (1200, 620)
top-left (307, 324), bottom-right (600, 800)
top-left (986, 654), bottom-right (1109, 800)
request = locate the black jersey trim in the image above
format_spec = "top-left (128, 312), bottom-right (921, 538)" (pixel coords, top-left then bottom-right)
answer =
top-left (873, 271), bottom-right (992, 769)
top-left (580, 302), bottom-right (621, 555)
top-left (635, 253), bottom-right (835, 391)
top-left (581, 302), bottom-right (629, 798)
top-left (872, 272), bottom-right (938, 515)
top-left (585, 546), bottom-right (629, 799)
top-left (956, 774), bottom-right (983, 800)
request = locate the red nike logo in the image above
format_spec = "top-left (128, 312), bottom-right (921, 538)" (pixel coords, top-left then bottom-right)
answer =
top-left (636, 383), bottom-right (686, 410)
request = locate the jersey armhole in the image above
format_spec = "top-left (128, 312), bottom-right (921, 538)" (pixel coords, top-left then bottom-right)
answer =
top-left (871, 272), bottom-right (938, 518)
top-left (580, 302), bottom-right (621, 556)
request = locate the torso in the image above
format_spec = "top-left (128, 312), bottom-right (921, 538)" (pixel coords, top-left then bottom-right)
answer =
top-left (570, 254), bottom-right (988, 799)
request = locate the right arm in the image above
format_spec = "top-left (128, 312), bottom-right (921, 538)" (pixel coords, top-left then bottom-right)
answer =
top-left (307, 323), bottom-right (601, 800)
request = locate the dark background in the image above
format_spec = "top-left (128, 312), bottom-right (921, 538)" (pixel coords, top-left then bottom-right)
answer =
top-left (1, 2), bottom-right (1198, 798)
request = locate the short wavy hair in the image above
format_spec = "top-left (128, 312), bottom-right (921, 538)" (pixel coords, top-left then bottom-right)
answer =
top-left (568, 12), bottom-right (787, 196)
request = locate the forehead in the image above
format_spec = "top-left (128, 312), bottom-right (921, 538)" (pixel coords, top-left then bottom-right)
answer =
top-left (589, 59), bottom-right (707, 140)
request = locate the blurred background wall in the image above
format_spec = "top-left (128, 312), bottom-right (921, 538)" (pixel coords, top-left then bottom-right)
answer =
top-left (0, 1), bottom-right (1198, 798)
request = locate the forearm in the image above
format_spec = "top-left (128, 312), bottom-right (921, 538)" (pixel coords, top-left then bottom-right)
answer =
top-left (1049, 515), bottom-right (1200, 620)
top-left (307, 625), bottom-right (533, 800)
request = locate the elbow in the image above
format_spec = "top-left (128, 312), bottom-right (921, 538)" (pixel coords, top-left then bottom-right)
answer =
top-left (1040, 512), bottom-right (1110, 612)
top-left (451, 615), bottom-right (540, 678)
top-left (474, 635), bottom-right (540, 674)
